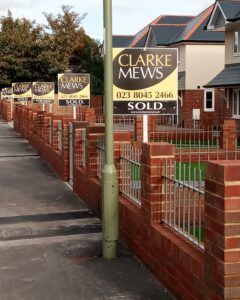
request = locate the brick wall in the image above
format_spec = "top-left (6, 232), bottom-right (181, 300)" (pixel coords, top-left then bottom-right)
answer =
top-left (205, 160), bottom-right (240, 299)
top-left (9, 102), bottom-right (240, 299)
top-left (0, 100), bottom-right (12, 122)
top-left (180, 89), bottom-right (222, 128)
top-left (91, 95), bottom-right (103, 115)
top-left (72, 139), bottom-right (240, 299)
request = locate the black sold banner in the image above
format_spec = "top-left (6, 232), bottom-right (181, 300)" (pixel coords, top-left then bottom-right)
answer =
top-left (12, 82), bottom-right (32, 102)
top-left (113, 48), bottom-right (178, 115)
top-left (58, 73), bottom-right (90, 107)
top-left (32, 82), bottom-right (54, 104)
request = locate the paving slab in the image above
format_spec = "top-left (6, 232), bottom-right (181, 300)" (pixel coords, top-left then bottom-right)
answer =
top-left (0, 157), bottom-right (86, 217)
top-left (0, 122), bottom-right (20, 138)
top-left (0, 234), bottom-right (175, 300)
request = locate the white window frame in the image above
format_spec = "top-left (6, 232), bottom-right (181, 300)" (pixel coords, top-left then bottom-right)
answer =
top-left (233, 31), bottom-right (240, 56)
top-left (232, 89), bottom-right (240, 118)
top-left (204, 90), bottom-right (215, 112)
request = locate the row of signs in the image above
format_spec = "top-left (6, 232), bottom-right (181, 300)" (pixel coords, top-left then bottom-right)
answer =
top-left (1, 48), bottom-right (178, 114)
top-left (7, 74), bottom-right (91, 107)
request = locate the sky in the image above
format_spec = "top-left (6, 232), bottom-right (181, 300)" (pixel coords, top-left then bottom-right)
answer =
top-left (0, 0), bottom-right (215, 40)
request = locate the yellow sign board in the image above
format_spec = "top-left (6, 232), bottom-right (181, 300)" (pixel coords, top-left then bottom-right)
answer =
top-left (12, 82), bottom-right (32, 102)
top-left (32, 82), bottom-right (55, 104)
top-left (58, 73), bottom-right (90, 106)
top-left (113, 48), bottom-right (178, 115)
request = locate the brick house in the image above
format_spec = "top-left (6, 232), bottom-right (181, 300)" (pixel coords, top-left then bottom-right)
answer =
top-left (205, 0), bottom-right (240, 127)
top-left (113, 6), bottom-right (226, 128)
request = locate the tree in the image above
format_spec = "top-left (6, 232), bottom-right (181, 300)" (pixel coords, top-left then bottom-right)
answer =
top-left (0, 11), bottom-right (49, 88)
top-left (0, 6), bottom-right (104, 94)
top-left (70, 35), bottom-right (104, 95)
top-left (44, 5), bottom-right (103, 94)
top-left (43, 5), bottom-right (86, 78)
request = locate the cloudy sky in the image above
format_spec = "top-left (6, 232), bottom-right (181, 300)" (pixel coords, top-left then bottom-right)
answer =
top-left (0, 0), bottom-right (215, 39)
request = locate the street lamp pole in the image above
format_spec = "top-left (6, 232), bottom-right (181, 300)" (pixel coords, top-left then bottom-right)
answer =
top-left (102, 0), bottom-right (119, 259)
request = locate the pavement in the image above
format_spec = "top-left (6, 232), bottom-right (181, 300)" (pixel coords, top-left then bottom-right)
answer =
top-left (0, 119), bottom-right (175, 300)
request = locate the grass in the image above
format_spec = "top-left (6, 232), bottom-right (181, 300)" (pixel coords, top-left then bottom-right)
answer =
top-left (130, 163), bottom-right (141, 181)
top-left (175, 162), bottom-right (206, 181)
top-left (190, 226), bottom-right (205, 242)
top-left (130, 162), bottom-right (206, 182)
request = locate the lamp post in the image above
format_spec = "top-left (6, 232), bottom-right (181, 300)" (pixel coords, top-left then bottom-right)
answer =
top-left (102, 0), bottom-right (119, 259)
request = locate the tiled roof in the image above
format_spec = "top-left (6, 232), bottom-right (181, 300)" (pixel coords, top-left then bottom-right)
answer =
top-left (156, 15), bottom-right (194, 25)
top-left (128, 15), bottom-right (163, 48)
top-left (116, 5), bottom-right (225, 48)
top-left (112, 35), bottom-right (134, 48)
top-left (218, 0), bottom-right (240, 21)
top-left (204, 64), bottom-right (240, 88)
top-left (169, 5), bottom-right (224, 44)
top-left (150, 25), bottom-right (184, 45)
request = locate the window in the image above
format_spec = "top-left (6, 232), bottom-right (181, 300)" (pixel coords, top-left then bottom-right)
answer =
top-left (204, 90), bottom-right (215, 112)
top-left (233, 89), bottom-right (240, 117)
top-left (233, 31), bottom-right (240, 55)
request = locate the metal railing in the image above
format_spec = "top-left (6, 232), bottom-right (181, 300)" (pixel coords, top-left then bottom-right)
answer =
top-left (93, 115), bottom-right (135, 132)
top-left (81, 128), bottom-right (87, 167)
top-left (114, 116), bottom-right (135, 132)
top-left (120, 144), bottom-right (142, 205)
top-left (150, 125), bottom-right (220, 148)
top-left (163, 160), bottom-right (204, 249)
top-left (68, 123), bottom-right (73, 185)
top-left (175, 140), bottom-right (240, 183)
top-left (57, 120), bottom-right (62, 152)
top-left (156, 115), bottom-right (178, 126)
top-left (49, 117), bottom-right (52, 144)
top-left (97, 138), bottom-right (105, 178)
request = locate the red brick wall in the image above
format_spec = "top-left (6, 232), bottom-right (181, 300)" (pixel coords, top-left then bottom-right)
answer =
top-left (12, 103), bottom-right (240, 299)
top-left (180, 89), bottom-right (222, 128)
top-left (91, 95), bottom-right (103, 115)
top-left (0, 100), bottom-right (12, 122)
top-left (205, 160), bottom-right (240, 299)
top-left (73, 142), bottom-right (208, 299)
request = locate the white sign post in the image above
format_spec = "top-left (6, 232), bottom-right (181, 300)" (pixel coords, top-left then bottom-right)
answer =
top-left (143, 115), bottom-right (148, 142)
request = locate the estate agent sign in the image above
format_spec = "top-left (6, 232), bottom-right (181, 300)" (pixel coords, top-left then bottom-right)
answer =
top-left (5, 87), bottom-right (13, 101)
top-left (12, 82), bottom-right (32, 102)
top-left (113, 48), bottom-right (178, 115)
top-left (32, 82), bottom-right (55, 104)
top-left (58, 73), bottom-right (90, 107)
top-left (1, 89), bottom-right (6, 100)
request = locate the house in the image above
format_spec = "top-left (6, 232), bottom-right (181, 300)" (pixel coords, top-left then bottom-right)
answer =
top-left (113, 5), bottom-right (226, 128)
top-left (205, 0), bottom-right (240, 125)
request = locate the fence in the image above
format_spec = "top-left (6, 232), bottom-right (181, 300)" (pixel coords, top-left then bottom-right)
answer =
top-left (94, 115), bottom-right (135, 133)
top-left (163, 160), bottom-right (204, 249)
top-left (81, 128), bottom-right (87, 167)
top-left (49, 117), bottom-right (52, 144)
top-left (8, 102), bottom-right (240, 299)
top-left (119, 144), bottom-right (142, 205)
top-left (57, 120), bottom-right (62, 152)
top-left (97, 138), bottom-right (105, 178)
top-left (150, 125), bottom-right (220, 148)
